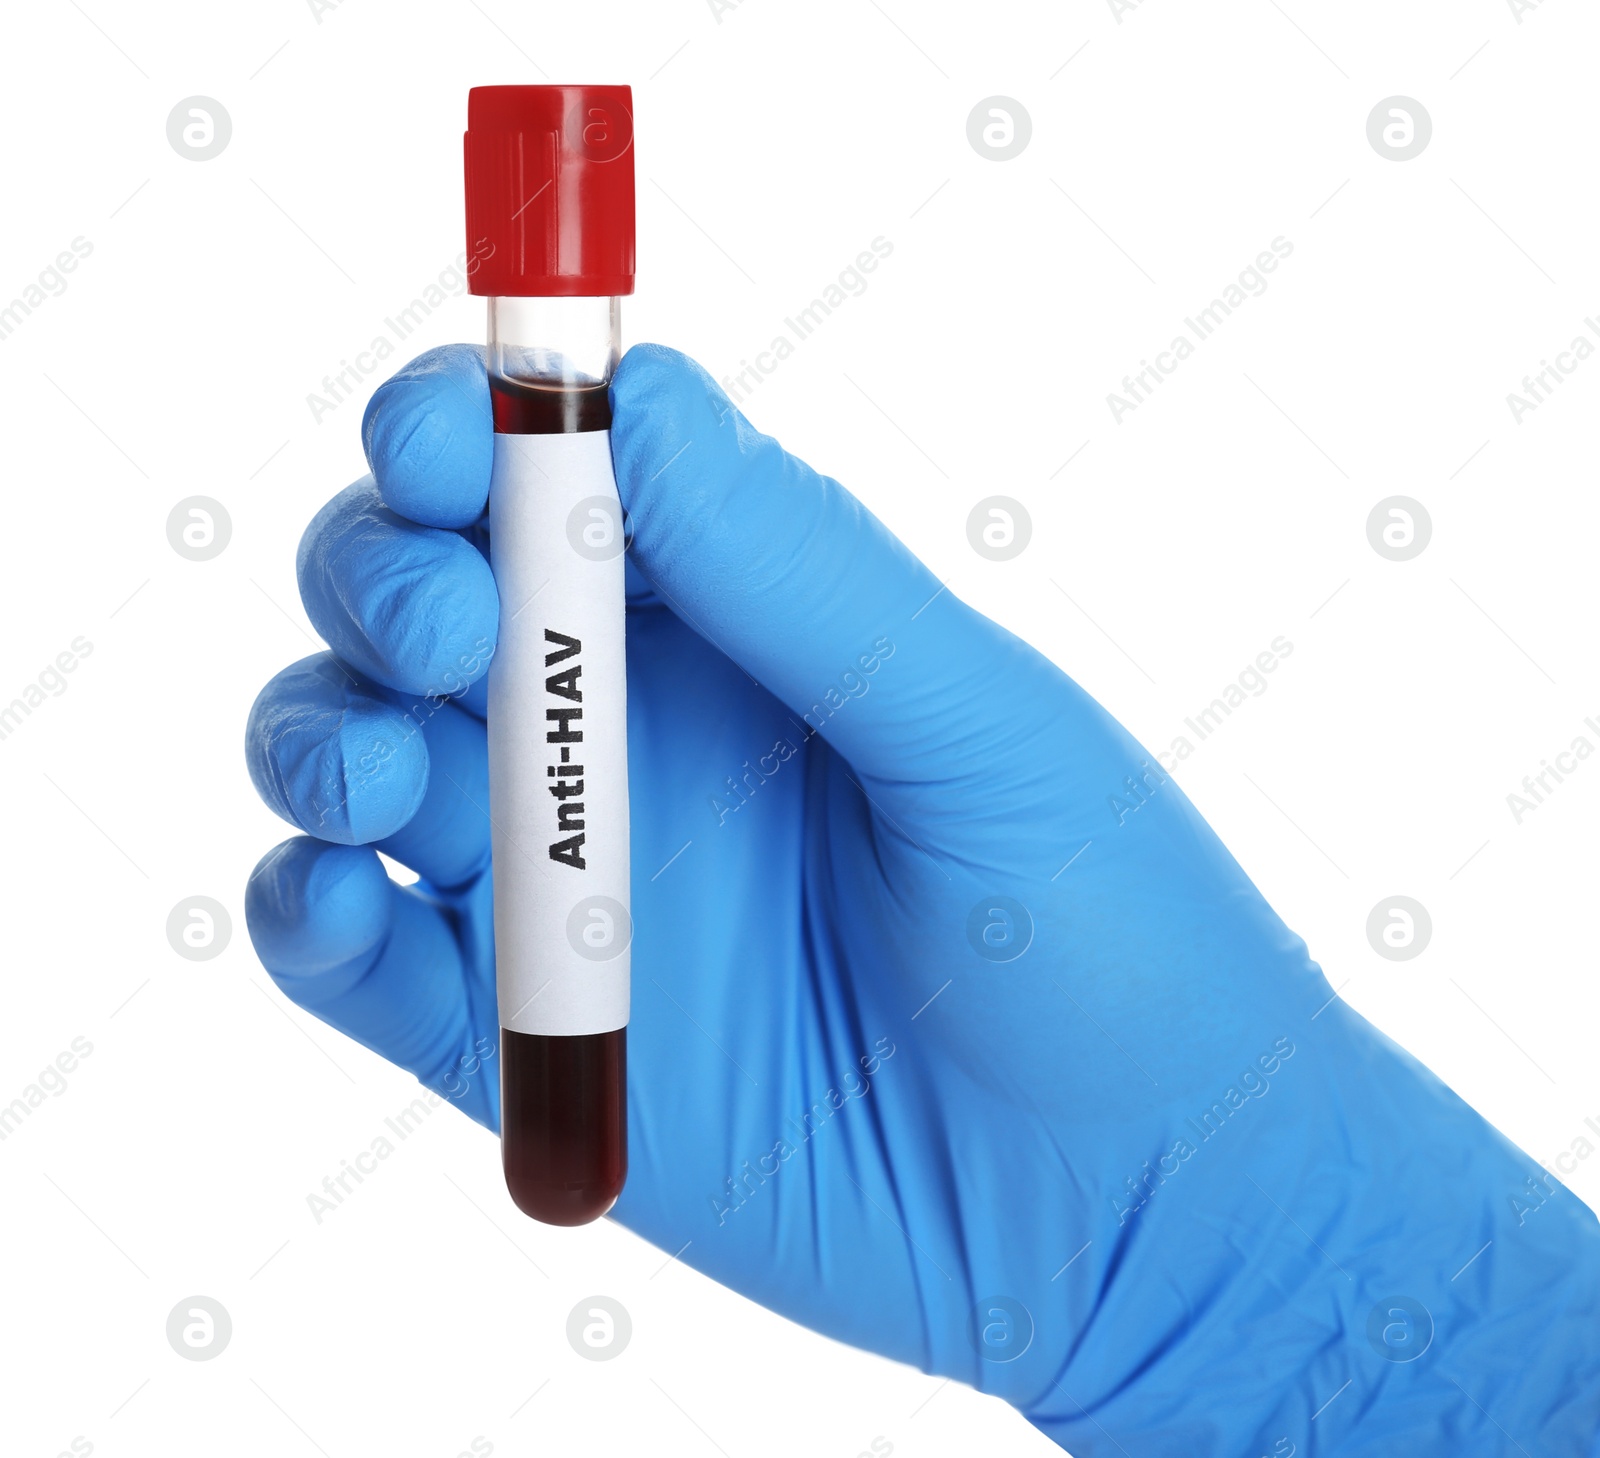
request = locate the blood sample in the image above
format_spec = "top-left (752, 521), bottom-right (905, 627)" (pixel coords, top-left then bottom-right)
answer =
top-left (465, 85), bottom-right (635, 1225)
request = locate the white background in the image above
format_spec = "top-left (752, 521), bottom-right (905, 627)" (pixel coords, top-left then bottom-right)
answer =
top-left (1, 1), bottom-right (1596, 1455)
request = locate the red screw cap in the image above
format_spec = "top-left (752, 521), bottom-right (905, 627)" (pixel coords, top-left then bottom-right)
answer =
top-left (465, 85), bottom-right (635, 297)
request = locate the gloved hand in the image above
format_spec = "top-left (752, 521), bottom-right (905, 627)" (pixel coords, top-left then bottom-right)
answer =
top-left (245, 342), bottom-right (1600, 1456)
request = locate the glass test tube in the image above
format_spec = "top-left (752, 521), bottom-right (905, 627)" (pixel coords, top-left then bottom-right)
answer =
top-left (467, 86), bottom-right (635, 1226)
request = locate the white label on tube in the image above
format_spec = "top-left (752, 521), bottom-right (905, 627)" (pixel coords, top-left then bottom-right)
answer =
top-left (487, 428), bottom-right (630, 1037)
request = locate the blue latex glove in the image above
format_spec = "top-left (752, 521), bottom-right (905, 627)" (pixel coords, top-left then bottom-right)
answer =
top-left (245, 343), bottom-right (1600, 1456)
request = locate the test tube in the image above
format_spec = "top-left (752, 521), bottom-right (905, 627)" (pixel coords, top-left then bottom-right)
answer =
top-left (465, 85), bottom-right (635, 1225)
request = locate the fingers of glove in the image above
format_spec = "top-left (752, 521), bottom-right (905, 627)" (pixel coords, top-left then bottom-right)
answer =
top-left (372, 692), bottom-right (491, 891)
top-left (245, 654), bottom-right (428, 846)
top-left (296, 476), bottom-right (498, 700)
top-left (361, 344), bottom-right (493, 529)
top-left (245, 838), bottom-right (498, 1129)
top-left (609, 344), bottom-right (1086, 812)
top-left (360, 345), bottom-right (663, 612)
top-left (246, 653), bottom-right (492, 890)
